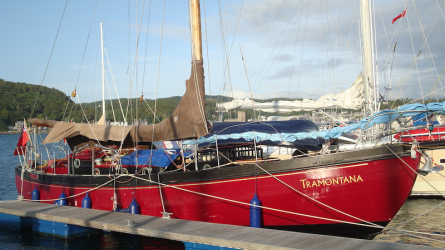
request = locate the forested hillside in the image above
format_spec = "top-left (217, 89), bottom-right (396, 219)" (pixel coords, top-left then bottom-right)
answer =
top-left (0, 79), bottom-right (73, 130)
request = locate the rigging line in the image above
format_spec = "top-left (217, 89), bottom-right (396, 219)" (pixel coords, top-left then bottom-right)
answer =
top-left (322, 0), bottom-right (334, 97)
top-left (405, 2), bottom-right (424, 103)
top-left (409, 1), bottom-right (437, 103)
top-left (250, 1), bottom-right (303, 92)
top-left (142, 98), bottom-right (160, 122)
top-left (239, 44), bottom-right (256, 119)
top-left (215, 0), bottom-right (231, 104)
top-left (150, 0), bottom-right (166, 144)
top-left (387, 53), bottom-right (419, 107)
top-left (124, 0), bottom-right (147, 123)
top-left (297, 1), bottom-right (310, 99)
top-left (73, 0), bottom-right (99, 92)
top-left (220, 0), bottom-right (245, 102)
top-left (104, 74), bottom-right (116, 122)
top-left (319, 2), bottom-right (324, 112)
top-left (105, 48), bottom-right (126, 123)
top-left (216, 0), bottom-right (234, 103)
top-left (318, 0), bottom-right (361, 66)
top-left (74, 93), bottom-right (106, 148)
top-left (333, 0), bottom-right (340, 107)
top-left (215, 0), bottom-right (226, 103)
top-left (192, 61), bottom-right (209, 133)
top-left (30, 0), bottom-right (69, 119)
top-left (21, 177), bottom-right (115, 202)
top-left (62, 0), bottom-right (99, 123)
top-left (412, 0), bottom-right (445, 100)
top-left (203, 0), bottom-right (211, 99)
top-left (287, 2), bottom-right (304, 101)
top-left (392, 55), bottom-right (420, 107)
top-left (339, 0), bottom-right (358, 93)
top-left (375, 2), bottom-right (408, 76)
top-left (141, 0), bottom-right (152, 93)
top-left (216, 0), bottom-right (229, 100)
top-left (407, 86), bottom-right (445, 105)
top-left (376, 0), bottom-right (390, 59)
top-left (252, 1), bottom-right (308, 95)
top-left (324, 0), bottom-right (336, 107)
top-left (427, 64), bottom-right (445, 104)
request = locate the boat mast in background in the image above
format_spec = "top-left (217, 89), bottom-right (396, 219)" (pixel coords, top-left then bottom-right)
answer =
top-left (360, 0), bottom-right (377, 116)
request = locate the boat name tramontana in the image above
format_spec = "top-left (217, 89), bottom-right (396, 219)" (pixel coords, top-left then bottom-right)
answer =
top-left (300, 175), bottom-right (363, 189)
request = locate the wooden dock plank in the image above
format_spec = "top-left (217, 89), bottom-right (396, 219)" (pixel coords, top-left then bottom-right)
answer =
top-left (0, 200), bottom-right (440, 250)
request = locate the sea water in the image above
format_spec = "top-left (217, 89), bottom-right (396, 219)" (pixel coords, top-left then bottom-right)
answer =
top-left (1, 134), bottom-right (445, 249)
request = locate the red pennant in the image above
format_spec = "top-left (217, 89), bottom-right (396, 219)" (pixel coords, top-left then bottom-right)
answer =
top-left (14, 124), bottom-right (29, 156)
top-left (392, 9), bottom-right (406, 24)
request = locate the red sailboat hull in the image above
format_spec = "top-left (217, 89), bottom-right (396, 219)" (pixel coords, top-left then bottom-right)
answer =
top-left (16, 153), bottom-right (419, 234)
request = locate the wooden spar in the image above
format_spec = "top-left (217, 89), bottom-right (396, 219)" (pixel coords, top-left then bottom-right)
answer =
top-left (190, 0), bottom-right (203, 61)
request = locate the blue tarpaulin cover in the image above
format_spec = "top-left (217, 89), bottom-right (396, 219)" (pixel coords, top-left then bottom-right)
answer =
top-left (192, 120), bottom-right (323, 151)
top-left (121, 149), bottom-right (180, 167)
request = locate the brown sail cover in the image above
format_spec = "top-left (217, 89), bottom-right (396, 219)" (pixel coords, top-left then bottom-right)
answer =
top-left (29, 60), bottom-right (210, 146)
top-left (133, 60), bottom-right (209, 142)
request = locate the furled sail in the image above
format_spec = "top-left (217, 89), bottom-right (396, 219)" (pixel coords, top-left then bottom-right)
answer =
top-left (29, 60), bottom-right (210, 147)
top-left (133, 60), bottom-right (210, 142)
top-left (216, 74), bottom-right (364, 113)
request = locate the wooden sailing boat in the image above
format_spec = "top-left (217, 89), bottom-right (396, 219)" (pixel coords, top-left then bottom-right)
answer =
top-left (15, 0), bottom-right (426, 239)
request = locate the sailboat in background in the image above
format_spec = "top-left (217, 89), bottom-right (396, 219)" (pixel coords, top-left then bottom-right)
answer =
top-left (13, 0), bottom-right (445, 240)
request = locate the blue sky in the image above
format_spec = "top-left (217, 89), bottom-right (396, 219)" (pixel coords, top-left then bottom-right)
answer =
top-left (1, 0), bottom-right (444, 106)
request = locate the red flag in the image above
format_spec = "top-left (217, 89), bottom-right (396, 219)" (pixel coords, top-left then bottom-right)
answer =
top-left (392, 9), bottom-right (407, 24)
top-left (14, 123), bottom-right (29, 156)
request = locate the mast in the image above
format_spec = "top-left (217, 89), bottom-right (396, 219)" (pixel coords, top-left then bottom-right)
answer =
top-left (360, 0), bottom-right (375, 116)
top-left (100, 22), bottom-right (106, 123)
top-left (190, 0), bottom-right (203, 61)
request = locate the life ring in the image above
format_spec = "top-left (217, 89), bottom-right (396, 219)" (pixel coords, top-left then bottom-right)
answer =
top-left (122, 168), bottom-right (129, 174)
top-left (74, 159), bottom-right (81, 168)
top-left (93, 168), bottom-right (100, 175)
top-left (203, 164), bottom-right (211, 170)
top-left (142, 167), bottom-right (152, 175)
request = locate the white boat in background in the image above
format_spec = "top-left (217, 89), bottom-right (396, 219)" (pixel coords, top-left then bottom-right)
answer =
top-left (411, 148), bottom-right (445, 196)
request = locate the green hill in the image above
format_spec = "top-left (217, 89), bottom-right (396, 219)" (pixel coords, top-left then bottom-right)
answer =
top-left (0, 79), bottom-right (73, 130)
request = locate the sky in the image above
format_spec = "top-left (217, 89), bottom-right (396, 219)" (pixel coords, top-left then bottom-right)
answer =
top-left (1, 0), bottom-right (444, 106)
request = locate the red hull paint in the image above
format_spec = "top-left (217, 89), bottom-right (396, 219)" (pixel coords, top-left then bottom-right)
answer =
top-left (16, 155), bottom-right (419, 227)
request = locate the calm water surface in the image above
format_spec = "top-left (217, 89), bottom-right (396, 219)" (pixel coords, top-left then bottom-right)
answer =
top-left (1, 134), bottom-right (445, 249)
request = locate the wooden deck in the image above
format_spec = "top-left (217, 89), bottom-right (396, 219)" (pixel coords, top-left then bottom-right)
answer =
top-left (0, 200), bottom-right (440, 250)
